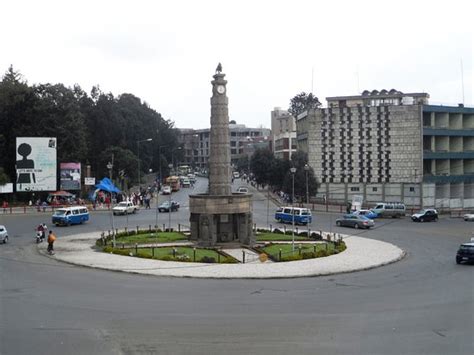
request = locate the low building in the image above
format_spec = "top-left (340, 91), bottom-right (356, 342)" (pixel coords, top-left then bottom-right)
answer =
top-left (271, 107), bottom-right (297, 160)
top-left (177, 123), bottom-right (270, 169)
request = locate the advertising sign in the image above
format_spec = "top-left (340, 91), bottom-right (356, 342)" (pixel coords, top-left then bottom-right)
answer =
top-left (60, 162), bottom-right (81, 190)
top-left (16, 137), bottom-right (57, 192)
top-left (84, 177), bottom-right (96, 186)
top-left (0, 183), bottom-right (13, 193)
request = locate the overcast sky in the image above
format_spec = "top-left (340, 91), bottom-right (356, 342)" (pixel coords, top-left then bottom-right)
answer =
top-left (2, 0), bottom-right (472, 129)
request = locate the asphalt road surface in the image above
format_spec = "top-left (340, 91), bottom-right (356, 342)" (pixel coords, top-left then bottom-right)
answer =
top-left (1, 177), bottom-right (473, 354)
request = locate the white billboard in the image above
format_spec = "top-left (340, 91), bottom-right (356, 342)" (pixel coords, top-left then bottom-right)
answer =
top-left (0, 183), bottom-right (13, 193)
top-left (84, 177), bottom-right (96, 186)
top-left (16, 137), bottom-right (57, 192)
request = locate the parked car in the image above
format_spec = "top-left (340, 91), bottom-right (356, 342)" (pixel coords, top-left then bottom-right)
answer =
top-left (237, 187), bottom-right (248, 193)
top-left (0, 225), bottom-right (9, 244)
top-left (456, 242), bottom-right (474, 264)
top-left (158, 200), bottom-right (180, 212)
top-left (161, 185), bottom-right (172, 195)
top-left (353, 209), bottom-right (379, 219)
top-left (336, 214), bottom-right (375, 229)
top-left (463, 213), bottom-right (474, 221)
top-left (411, 209), bottom-right (438, 222)
top-left (113, 201), bottom-right (139, 215)
top-left (233, 171), bottom-right (240, 179)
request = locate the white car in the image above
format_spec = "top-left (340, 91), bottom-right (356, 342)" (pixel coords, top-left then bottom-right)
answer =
top-left (463, 213), bottom-right (474, 221)
top-left (162, 185), bottom-right (172, 195)
top-left (0, 225), bottom-right (9, 244)
top-left (237, 187), bottom-right (248, 193)
top-left (113, 202), bottom-right (139, 215)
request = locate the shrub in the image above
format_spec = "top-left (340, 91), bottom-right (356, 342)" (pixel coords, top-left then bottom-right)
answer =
top-left (316, 249), bottom-right (330, 258)
top-left (302, 251), bottom-right (316, 259)
top-left (220, 257), bottom-right (238, 264)
top-left (298, 231), bottom-right (309, 237)
top-left (335, 241), bottom-right (347, 252)
top-left (273, 228), bottom-right (283, 234)
top-left (311, 232), bottom-right (322, 240)
top-left (200, 256), bottom-right (216, 263)
top-left (161, 255), bottom-right (174, 261)
top-left (285, 230), bottom-right (293, 235)
top-left (280, 254), bottom-right (303, 262)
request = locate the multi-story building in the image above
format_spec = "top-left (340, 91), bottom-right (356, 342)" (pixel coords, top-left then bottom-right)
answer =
top-left (271, 107), bottom-right (297, 160)
top-left (297, 89), bottom-right (474, 210)
top-left (177, 123), bottom-right (271, 169)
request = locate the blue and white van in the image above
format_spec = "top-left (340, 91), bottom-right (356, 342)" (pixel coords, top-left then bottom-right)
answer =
top-left (52, 206), bottom-right (89, 226)
top-left (275, 207), bottom-right (312, 225)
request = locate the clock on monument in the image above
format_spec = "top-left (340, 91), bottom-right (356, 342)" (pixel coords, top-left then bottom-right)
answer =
top-left (217, 85), bottom-right (226, 94)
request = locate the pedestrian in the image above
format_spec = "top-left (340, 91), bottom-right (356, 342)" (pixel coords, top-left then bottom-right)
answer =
top-left (346, 202), bottom-right (351, 214)
top-left (47, 230), bottom-right (56, 254)
top-left (2, 200), bottom-right (8, 213)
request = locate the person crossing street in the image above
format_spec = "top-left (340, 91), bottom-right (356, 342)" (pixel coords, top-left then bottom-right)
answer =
top-left (47, 230), bottom-right (56, 254)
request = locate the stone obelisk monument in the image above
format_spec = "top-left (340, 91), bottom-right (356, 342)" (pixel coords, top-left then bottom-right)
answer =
top-left (209, 65), bottom-right (232, 196)
top-left (189, 64), bottom-right (254, 247)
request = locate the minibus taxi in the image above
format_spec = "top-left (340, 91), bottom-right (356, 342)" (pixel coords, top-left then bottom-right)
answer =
top-left (52, 206), bottom-right (90, 226)
top-left (275, 207), bottom-right (312, 225)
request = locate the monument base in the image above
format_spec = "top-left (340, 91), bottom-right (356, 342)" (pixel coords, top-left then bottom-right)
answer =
top-left (189, 194), bottom-right (255, 247)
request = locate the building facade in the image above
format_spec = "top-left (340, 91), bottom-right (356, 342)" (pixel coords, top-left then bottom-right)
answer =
top-left (271, 107), bottom-right (297, 160)
top-left (177, 124), bottom-right (271, 169)
top-left (297, 89), bottom-right (474, 210)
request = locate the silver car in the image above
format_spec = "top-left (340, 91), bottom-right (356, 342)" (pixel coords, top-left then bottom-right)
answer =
top-left (0, 225), bottom-right (9, 244)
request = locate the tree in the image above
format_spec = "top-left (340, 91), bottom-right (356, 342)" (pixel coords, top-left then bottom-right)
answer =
top-left (281, 151), bottom-right (318, 202)
top-left (250, 148), bottom-right (274, 186)
top-left (97, 146), bottom-right (138, 189)
top-left (0, 168), bottom-right (9, 185)
top-left (288, 92), bottom-right (321, 118)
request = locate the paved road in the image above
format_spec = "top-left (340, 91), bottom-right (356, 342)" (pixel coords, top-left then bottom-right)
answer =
top-left (1, 177), bottom-right (473, 354)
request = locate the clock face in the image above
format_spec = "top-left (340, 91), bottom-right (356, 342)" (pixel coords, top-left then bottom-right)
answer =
top-left (217, 85), bottom-right (225, 94)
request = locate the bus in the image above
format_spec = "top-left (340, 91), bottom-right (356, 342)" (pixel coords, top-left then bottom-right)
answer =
top-left (166, 176), bottom-right (180, 192)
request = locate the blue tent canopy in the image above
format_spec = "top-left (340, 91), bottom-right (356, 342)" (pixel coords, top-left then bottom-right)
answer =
top-left (95, 177), bottom-right (121, 193)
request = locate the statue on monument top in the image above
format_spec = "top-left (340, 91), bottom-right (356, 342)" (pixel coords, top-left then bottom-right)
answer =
top-left (215, 63), bottom-right (222, 74)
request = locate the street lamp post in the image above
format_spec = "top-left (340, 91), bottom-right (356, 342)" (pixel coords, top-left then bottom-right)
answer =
top-left (304, 164), bottom-right (310, 205)
top-left (168, 163), bottom-right (173, 231)
top-left (290, 167), bottom-right (297, 252)
top-left (137, 138), bottom-right (153, 192)
top-left (159, 145), bottom-right (167, 186)
top-left (172, 147), bottom-right (182, 172)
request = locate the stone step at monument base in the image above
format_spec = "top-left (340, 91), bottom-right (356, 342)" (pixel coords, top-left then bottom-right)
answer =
top-left (221, 247), bottom-right (272, 263)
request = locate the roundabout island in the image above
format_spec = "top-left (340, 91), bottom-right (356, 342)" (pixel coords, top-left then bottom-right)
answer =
top-left (39, 230), bottom-right (405, 279)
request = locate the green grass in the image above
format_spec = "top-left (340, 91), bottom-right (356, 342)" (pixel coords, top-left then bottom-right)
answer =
top-left (256, 232), bottom-right (312, 241)
top-left (104, 246), bottom-right (237, 263)
top-left (261, 243), bottom-right (334, 260)
top-left (114, 232), bottom-right (187, 245)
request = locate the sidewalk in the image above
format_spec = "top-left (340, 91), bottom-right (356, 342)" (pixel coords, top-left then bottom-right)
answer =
top-left (39, 232), bottom-right (405, 279)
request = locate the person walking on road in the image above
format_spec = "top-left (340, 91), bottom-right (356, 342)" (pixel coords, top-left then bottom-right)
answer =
top-left (47, 230), bottom-right (56, 254)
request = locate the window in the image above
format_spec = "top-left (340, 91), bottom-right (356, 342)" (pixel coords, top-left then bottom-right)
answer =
top-left (409, 187), bottom-right (415, 192)
top-left (350, 187), bottom-right (360, 192)
top-left (372, 187), bottom-right (378, 192)
top-left (283, 208), bottom-right (292, 214)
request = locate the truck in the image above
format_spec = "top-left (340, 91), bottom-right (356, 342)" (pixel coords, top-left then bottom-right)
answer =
top-left (112, 201), bottom-right (140, 215)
